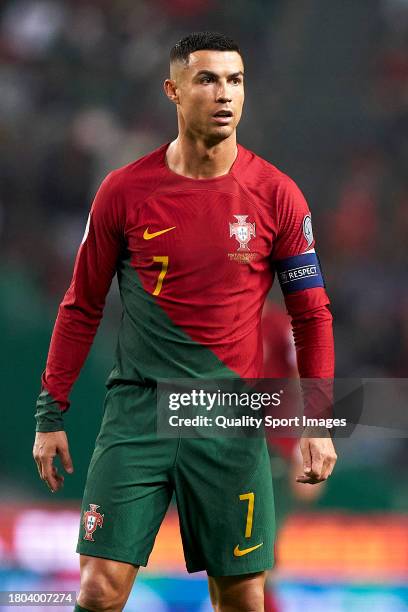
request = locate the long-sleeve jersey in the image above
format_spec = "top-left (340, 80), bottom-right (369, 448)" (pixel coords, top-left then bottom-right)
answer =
top-left (36, 143), bottom-right (334, 431)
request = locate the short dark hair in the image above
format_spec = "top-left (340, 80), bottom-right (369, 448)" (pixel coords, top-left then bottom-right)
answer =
top-left (170, 31), bottom-right (241, 64)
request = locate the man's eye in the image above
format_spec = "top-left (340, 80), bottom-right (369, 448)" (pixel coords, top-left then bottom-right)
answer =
top-left (232, 78), bottom-right (242, 85)
top-left (201, 76), bottom-right (213, 83)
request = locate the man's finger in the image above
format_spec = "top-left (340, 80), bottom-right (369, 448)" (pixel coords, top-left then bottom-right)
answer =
top-left (321, 456), bottom-right (333, 481)
top-left (297, 456), bottom-right (334, 484)
top-left (51, 465), bottom-right (64, 488)
top-left (33, 445), bottom-right (45, 480)
top-left (33, 456), bottom-right (43, 480)
top-left (321, 444), bottom-right (337, 480)
top-left (41, 456), bottom-right (59, 492)
top-left (300, 440), bottom-right (312, 474)
top-left (58, 446), bottom-right (74, 474)
top-left (295, 474), bottom-right (322, 484)
top-left (310, 448), bottom-right (324, 480)
top-left (44, 472), bottom-right (63, 492)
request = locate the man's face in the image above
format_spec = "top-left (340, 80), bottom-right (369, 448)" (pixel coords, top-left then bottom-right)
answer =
top-left (168, 50), bottom-right (245, 144)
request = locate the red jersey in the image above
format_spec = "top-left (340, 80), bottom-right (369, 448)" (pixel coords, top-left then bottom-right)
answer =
top-left (36, 143), bottom-right (333, 428)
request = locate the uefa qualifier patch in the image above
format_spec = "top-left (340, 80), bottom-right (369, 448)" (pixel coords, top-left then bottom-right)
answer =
top-left (83, 503), bottom-right (104, 541)
top-left (302, 213), bottom-right (314, 248)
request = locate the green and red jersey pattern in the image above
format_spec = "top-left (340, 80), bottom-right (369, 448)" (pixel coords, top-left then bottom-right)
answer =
top-left (37, 144), bottom-right (333, 426)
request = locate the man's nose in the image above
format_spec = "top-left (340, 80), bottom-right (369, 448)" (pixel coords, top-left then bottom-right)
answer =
top-left (216, 81), bottom-right (232, 103)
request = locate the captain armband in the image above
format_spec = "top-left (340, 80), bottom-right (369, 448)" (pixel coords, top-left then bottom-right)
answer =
top-left (275, 250), bottom-right (325, 294)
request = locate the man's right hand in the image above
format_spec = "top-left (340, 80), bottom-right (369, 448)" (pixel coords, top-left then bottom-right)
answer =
top-left (33, 431), bottom-right (74, 493)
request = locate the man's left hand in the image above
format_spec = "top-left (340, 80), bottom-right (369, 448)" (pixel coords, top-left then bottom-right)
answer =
top-left (296, 428), bottom-right (337, 484)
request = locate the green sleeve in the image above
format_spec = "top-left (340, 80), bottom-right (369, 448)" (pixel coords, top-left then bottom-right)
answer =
top-left (35, 389), bottom-right (64, 432)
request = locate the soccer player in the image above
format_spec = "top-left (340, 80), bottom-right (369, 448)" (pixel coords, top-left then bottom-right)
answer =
top-left (33, 32), bottom-right (337, 612)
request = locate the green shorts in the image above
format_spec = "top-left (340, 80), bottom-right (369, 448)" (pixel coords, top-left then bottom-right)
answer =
top-left (76, 384), bottom-right (275, 576)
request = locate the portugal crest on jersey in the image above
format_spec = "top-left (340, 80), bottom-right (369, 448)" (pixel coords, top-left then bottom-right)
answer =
top-left (229, 215), bottom-right (256, 251)
top-left (83, 504), bottom-right (104, 541)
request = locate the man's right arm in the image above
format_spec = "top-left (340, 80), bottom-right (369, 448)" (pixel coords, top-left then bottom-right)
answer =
top-left (33, 171), bottom-right (125, 490)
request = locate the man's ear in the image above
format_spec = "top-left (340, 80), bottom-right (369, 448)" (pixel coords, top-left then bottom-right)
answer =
top-left (163, 79), bottom-right (179, 104)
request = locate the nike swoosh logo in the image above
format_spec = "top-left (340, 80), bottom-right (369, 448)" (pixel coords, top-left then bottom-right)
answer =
top-left (233, 542), bottom-right (263, 557)
top-left (143, 226), bottom-right (176, 240)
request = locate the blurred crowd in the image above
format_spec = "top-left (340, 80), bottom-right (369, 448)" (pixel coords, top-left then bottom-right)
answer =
top-left (0, 0), bottom-right (407, 376)
top-left (322, 0), bottom-right (408, 376)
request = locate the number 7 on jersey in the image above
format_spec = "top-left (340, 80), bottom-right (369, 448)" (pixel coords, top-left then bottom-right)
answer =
top-left (152, 256), bottom-right (169, 296)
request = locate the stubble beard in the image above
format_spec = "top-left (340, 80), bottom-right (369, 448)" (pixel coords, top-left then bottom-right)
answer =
top-left (187, 119), bottom-right (236, 148)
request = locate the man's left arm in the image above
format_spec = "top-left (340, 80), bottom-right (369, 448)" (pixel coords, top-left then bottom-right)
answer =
top-left (272, 176), bottom-right (337, 484)
top-left (287, 293), bottom-right (337, 484)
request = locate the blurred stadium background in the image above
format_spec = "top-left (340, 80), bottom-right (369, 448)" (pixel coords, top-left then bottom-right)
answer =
top-left (1, 0), bottom-right (407, 610)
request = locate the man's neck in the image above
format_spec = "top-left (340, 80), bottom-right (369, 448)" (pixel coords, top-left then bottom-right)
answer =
top-left (166, 134), bottom-right (238, 179)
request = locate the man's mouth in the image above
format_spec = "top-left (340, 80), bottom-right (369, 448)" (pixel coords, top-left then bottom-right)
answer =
top-left (213, 110), bottom-right (233, 117)
top-left (212, 110), bottom-right (233, 124)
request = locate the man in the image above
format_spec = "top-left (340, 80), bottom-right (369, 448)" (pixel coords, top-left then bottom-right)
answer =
top-left (33, 32), bottom-right (337, 612)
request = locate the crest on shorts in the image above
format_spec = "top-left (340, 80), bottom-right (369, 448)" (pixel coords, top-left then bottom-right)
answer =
top-left (229, 215), bottom-right (256, 251)
top-left (83, 504), bottom-right (104, 541)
